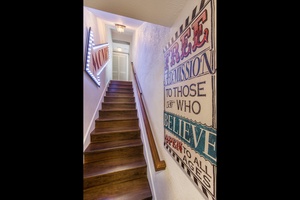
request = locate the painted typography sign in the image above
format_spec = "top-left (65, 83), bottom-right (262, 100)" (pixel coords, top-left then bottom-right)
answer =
top-left (163, 1), bottom-right (216, 199)
top-left (85, 27), bottom-right (109, 87)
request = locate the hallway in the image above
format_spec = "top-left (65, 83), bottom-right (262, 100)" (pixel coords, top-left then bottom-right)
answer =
top-left (83, 0), bottom-right (217, 199)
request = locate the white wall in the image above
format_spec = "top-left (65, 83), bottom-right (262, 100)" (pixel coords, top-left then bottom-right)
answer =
top-left (131, 0), bottom-right (209, 199)
top-left (83, 7), bottom-right (113, 151)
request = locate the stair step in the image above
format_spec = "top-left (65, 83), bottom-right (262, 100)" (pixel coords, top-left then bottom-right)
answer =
top-left (95, 117), bottom-right (139, 129)
top-left (84, 139), bottom-right (144, 163)
top-left (104, 96), bottom-right (135, 103)
top-left (93, 126), bottom-right (140, 133)
top-left (91, 127), bottom-right (140, 143)
top-left (107, 88), bottom-right (134, 93)
top-left (106, 91), bottom-right (134, 97)
top-left (108, 84), bottom-right (133, 89)
top-left (84, 154), bottom-right (147, 189)
top-left (102, 102), bottom-right (136, 109)
top-left (83, 177), bottom-right (152, 200)
top-left (99, 109), bottom-right (137, 118)
top-left (85, 138), bottom-right (142, 152)
top-left (110, 80), bottom-right (133, 85)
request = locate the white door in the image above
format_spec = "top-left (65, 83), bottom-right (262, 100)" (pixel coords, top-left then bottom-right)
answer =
top-left (112, 52), bottom-right (128, 81)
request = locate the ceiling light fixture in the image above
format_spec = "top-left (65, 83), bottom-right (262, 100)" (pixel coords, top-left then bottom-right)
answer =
top-left (115, 24), bottom-right (126, 33)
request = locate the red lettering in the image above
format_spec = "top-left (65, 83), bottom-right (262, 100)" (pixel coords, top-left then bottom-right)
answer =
top-left (91, 55), bottom-right (98, 73)
top-left (191, 9), bottom-right (209, 51)
top-left (170, 42), bottom-right (180, 67)
top-left (99, 49), bottom-right (104, 67)
top-left (165, 135), bottom-right (183, 153)
top-left (164, 50), bottom-right (170, 70)
top-left (95, 52), bottom-right (99, 69)
top-left (104, 47), bottom-right (109, 61)
top-left (180, 28), bottom-right (192, 60)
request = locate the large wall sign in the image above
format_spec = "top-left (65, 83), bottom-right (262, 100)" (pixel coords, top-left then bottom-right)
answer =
top-left (85, 27), bottom-right (109, 87)
top-left (163, 1), bottom-right (216, 200)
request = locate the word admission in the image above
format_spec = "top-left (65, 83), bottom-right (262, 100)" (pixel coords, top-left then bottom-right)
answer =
top-left (164, 50), bottom-right (215, 86)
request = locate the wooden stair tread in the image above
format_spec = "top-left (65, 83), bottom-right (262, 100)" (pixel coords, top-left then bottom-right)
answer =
top-left (83, 177), bottom-right (152, 200)
top-left (96, 117), bottom-right (138, 121)
top-left (102, 102), bottom-right (136, 104)
top-left (108, 85), bottom-right (133, 88)
top-left (106, 95), bottom-right (134, 97)
top-left (104, 98), bottom-right (134, 101)
top-left (92, 127), bottom-right (140, 134)
top-left (106, 90), bottom-right (134, 94)
top-left (84, 155), bottom-right (147, 178)
top-left (84, 139), bottom-right (143, 152)
top-left (100, 108), bottom-right (137, 111)
top-left (107, 88), bottom-right (133, 90)
top-left (105, 96), bottom-right (134, 98)
top-left (105, 94), bottom-right (134, 97)
top-left (110, 80), bottom-right (132, 84)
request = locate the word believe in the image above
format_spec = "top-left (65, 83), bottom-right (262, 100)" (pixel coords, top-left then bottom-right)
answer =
top-left (164, 111), bottom-right (216, 165)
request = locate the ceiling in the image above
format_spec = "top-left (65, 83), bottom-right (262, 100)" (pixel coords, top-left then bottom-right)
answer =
top-left (84, 0), bottom-right (188, 29)
top-left (85, 7), bottom-right (144, 35)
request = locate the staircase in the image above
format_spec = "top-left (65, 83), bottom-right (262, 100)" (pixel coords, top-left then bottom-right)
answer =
top-left (83, 80), bottom-right (152, 200)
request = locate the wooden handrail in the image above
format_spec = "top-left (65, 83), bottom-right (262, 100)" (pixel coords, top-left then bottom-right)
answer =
top-left (131, 62), bottom-right (166, 171)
